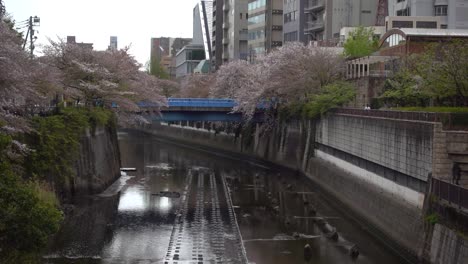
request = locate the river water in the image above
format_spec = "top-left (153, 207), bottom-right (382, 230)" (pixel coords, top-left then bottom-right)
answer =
top-left (43, 130), bottom-right (410, 264)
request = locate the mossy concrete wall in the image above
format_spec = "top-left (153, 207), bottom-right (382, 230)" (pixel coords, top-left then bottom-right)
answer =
top-left (67, 126), bottom-right (121, 198)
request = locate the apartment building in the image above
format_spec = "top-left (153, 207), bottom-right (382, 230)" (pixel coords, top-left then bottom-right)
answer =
top-left (388, 0), bottom-right (468, 29)
top-left (212, 0), bottom-right (249, 70)
top-left (248, 0), bottom-right (283, 59)
top-left (283, 0), bottom-right (377, 44)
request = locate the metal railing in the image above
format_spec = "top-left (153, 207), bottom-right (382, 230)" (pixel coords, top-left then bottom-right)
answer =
top-left (333, 108), bottom-right (467, 128)
top-left (305, 20), bottom-right (324, 31)
top-left (432, 178), bottom-right (468, 210)
top-left (305, 0), bottom-right (324, 11)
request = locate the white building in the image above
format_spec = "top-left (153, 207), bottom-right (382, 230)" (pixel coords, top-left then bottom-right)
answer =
top-left (388, 0), bottom-right (468, 29)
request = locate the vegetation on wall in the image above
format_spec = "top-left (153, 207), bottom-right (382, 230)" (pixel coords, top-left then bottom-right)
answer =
top-left (0, 134), bottom-right (63, 263)
top-left (25, 107), bottom-right (114, 187)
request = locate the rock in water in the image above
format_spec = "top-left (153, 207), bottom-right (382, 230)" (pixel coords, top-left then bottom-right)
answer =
top-left (304, 243), bottom-right (312, 261)
top-left (349, 244), bottom-right (359, 259)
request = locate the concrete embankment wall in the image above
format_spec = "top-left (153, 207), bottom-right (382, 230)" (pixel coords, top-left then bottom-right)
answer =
top-left (66, 126), bottom-right (121, 198)
top-left (142, 112), bottom-right (467, 263)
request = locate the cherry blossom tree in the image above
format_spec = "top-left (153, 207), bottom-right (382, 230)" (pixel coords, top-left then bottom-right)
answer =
top-left (210, 43), bottom-right (346, 121)
top-left (41, 39), bottom-right (166, 124)
top-left (178, 74), bottom-right (214, 98)
top-left (0, 20), bottom-right (46, 132)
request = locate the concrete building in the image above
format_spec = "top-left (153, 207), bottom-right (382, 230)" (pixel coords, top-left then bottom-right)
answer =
top-left (108, 36), bottom-right (118, 50)
top-left (66, 36), bottom-right (93, 49)
top-left (175, 44), bottom-right (206, 78)
top-left (283, 0), bottom-right (378, 44)
top-left (193, 1), bottom-right (213, 60)
top-left (150, 37), bottom-right (192, 78)
top-left (211, 0), bottom-right (248, 70)
top-left (388, 0), bottom-right (468, 29)
top-left (385, 16), bottom-right (442, 31)
top-left (248, 0), bottom-right (283, 59)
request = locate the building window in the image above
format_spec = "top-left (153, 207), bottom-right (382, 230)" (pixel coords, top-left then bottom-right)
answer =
top-left (396, 7), bottom-right (410, 16)
top-left (441, 24), bottom-right (448, 29)
top-left (284, 31), bottom-right (298, 42)
top-left (248, 0), bottom-right (266, 11)
top-left (284, 11), bottom-right (297, 23)
top-left (248, 13), bottom-right (265, 25)
top-left (434, 5), bottom-right (447, 16)
top-left (383, 33), bottom-right (406, 48)
top-left (392, 20), bottom-right (413, 28)
top-left (361, 10), bottom-right (371, 14)
top-left (240, 13), bottom-right (243, 19)
top-left (416, 21), bottom-right (437, 29)
top-left (248, 29), bottom-right (265, 40)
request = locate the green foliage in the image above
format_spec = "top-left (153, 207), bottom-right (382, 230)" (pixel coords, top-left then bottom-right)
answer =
top-left (381, 41), bottom-right (468, 107)
top-left (343, 26), bottom-right (379, 58)
top-left (303, 81), bottom-right (356, 118)
top-left (425, 213), bottom-right (439, 225)
top-left (26, 107), bottom-right (113, 184)
top-left (0, 134), bottom-right (63, 262)
top-left (147, 58), bottom-right (169, 79)
top-left (380, 68), bottom-right (430, 107)
top-left (412, 41), bottom-right (468, 106)
top-left (278, 82), bottom-right (356, 120)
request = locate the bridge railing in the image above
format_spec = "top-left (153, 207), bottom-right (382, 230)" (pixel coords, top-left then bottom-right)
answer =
top-left (167, 98), bottom-right (237, 108)
top-left (431, 178), bottom-right (468, 210)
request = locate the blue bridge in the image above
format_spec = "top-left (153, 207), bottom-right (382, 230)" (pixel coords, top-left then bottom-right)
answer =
top-left (138, 98), bottom-right (264, 122)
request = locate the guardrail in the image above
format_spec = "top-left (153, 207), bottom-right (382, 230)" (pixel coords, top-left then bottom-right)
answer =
top-left (431, 178), bottom-right (468, 210)
top-left (333, 108), bottom-right (468, 130)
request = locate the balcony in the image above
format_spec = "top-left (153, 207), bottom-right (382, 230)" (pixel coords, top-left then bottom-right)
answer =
top-left (305, 20), bottom-right (324, 32)
top-left (305, 0), bottom-right (325, 13)
top-left (239, 30), bottom-right (248, 41)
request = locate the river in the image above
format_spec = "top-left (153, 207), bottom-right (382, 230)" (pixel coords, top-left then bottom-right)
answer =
top-left (43, 130), bottom-right (410, 264)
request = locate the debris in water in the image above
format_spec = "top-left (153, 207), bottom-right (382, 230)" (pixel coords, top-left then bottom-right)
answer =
top-left (349, 244), bottom-right (360, 259)
top-left (151, 191), bottom-right (181, 198)
top-left (304, 243), bottom-right (312, 261)
top-left (120, 167), bottom-right (136, 171)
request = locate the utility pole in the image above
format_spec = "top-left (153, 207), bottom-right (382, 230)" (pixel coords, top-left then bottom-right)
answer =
top-left (22, 15), bottom-right (40, 58)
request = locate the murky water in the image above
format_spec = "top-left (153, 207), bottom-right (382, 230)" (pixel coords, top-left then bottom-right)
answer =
top-left (43, 130), bottom-right (410, 263)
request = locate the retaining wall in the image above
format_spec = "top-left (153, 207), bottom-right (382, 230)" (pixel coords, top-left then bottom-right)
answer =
top-left (142, 111), bottom-right (467, 263)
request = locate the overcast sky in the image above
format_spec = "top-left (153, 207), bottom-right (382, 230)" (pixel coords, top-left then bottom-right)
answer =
top-left (4, 0), bottom-right (199, 65)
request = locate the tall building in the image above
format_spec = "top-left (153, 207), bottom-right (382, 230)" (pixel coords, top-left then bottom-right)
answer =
top-left (388, 0), bottom-right (468, 29)
top-left (109, 36), bottom-right (118, 50)
top-left (248, 0), bottom-right (283, 59)
top-left (175, 1), bottom-right (213, 78)
top-left (193, 1), bottom-right (213, 60)
top-left (283, 0), bottom-right (377, 44)
top-left (211, 0), bottom-right (248, 70)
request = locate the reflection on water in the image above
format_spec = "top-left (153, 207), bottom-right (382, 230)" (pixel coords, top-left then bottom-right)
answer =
top-left (43, 130), bottom-right (408, 264)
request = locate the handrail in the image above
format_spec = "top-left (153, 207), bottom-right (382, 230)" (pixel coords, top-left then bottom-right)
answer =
top-left (431, 178), bottom-right (468, 210)
top-left (332, 108), bottom-right (468, 130)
